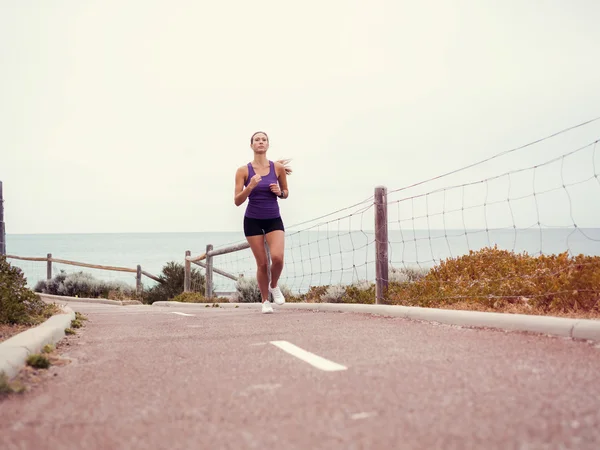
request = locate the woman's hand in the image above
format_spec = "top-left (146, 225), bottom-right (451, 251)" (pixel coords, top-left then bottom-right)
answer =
top-left (269, 183), bottom-right (283, 197)
top-left (248, 173), bottom-right (262, 189)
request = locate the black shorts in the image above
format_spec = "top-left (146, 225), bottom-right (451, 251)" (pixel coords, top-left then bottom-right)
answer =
top-left (244, 216), bottom-right (285, 237)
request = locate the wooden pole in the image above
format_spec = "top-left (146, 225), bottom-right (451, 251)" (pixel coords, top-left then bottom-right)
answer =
top-left (141, 270), bottom-right (162, 283)
top-left (136, 265), bottom-right (142, 295)
top-left (205, 244), bottom-right (214, 298)
top-left (47, 253), bottom-right (52, 280)
top-left (0, 181), bottom-right (5, 256)
top-left (192, 260), bottom-right (238, 281)
top-left (375, 186), bottom-right (389, 304)
top-left (184, 250), bottom-right (191, 292)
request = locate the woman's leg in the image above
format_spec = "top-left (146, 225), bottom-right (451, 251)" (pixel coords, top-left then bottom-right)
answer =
top-left (246, 234), bottom-right (270, 302)
top-left (265, 230), bottom-right (285, 288)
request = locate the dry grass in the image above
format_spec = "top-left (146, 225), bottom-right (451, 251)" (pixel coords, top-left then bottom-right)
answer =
top-left (1, 339), bottom-right (74, 399)
top-left (295, 247), bottom-right (600, 319)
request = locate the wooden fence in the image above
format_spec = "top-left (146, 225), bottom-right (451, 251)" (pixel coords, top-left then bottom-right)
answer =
top-left (184, 240), bottom-right (270, 299)
top-left (4, 184), bottom-right (390, 302)
top-left (5, 254), bottom-right (161, 295)
top-left (185, 185), bottom-right (389, 303)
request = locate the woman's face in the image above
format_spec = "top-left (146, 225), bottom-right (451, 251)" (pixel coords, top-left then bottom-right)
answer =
top-left (251, 133), bottom-right (269, 153)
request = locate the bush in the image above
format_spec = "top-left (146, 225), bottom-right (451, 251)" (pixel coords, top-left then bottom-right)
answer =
top-left (308, 280), bottom-right (375, 304)
top-left (321, 284), bottom-right (346, 303)
top-left (0, 256), bottom-right (57, 325)
top-left (0, 372), bottom-right (25, 396)
top-left (26, 354), bottom-right (50, 369)
top-left (389, 266), bottom-right (429, 283)
top-left (171, 292), bottom-right (230, 303)
top-left (35, 271), bottom-right (137, 300)
top-left (343, 281), bottom-right (376, 304)
top-left (171, 292), bottom-right (208, 303)
top-left (141, 262), bottom-right (205, 304)
top-left (386, 246), bottom-right (600, 313)
top-left (231, 277), bottom-right (293, 303)
top-left (232, 277), bottom-right (262, 303)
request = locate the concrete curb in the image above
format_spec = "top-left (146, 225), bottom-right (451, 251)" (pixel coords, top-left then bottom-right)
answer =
top-left (0, 305), bottom-right (76, 380)
top-left (39, 293), bottom-right (142, 306)
top-left (152, 301), bottom-right (600, 342)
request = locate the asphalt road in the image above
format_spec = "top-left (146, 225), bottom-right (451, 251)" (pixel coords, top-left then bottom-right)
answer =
top-left (2, 302), bottom-right (600, 450)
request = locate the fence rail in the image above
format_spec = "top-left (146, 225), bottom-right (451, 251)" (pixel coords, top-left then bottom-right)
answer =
top-left (5, 253), bottom-right (161, 294)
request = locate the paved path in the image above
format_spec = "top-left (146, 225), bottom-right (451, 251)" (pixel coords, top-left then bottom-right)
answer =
top-left (2, 302), bottom-right (600, 449)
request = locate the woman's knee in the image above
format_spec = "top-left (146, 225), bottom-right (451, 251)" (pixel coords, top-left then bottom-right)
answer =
top-left (256, 259), bottom-right (269, 272)
top-left (270, 254), bottom-right (284, 267)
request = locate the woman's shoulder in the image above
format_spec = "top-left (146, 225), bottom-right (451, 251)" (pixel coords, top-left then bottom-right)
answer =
top-left (235, 164), bottom-right (249, 176)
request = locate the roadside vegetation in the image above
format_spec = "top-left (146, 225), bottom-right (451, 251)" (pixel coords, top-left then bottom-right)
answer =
top-left (32, 262), bottom-right (206, 305)
top-left (280, 247), bottom-right (600, 318)
top-left (34, 270), bottom-right (139, 301)
top-left (1, 256), bottom-right (59, 330)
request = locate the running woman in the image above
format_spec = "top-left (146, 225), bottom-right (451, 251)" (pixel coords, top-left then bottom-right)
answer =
top-left (234, 131), bottom-right (291, 314)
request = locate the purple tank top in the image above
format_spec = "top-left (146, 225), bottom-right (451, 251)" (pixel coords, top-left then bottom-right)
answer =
top-left (244, 160), bottom-right (281, 219)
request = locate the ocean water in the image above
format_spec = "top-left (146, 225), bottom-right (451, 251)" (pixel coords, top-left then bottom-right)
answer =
top-left (6, 228), bottom-right (600, 294)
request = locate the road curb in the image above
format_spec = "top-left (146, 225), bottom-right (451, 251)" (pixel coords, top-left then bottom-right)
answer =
top-left (39, 293), bottom-right (142, 306)
top-left (152, 301), bottom-right (600, 342)
top-left (0, 305), bottom-right (76, 380)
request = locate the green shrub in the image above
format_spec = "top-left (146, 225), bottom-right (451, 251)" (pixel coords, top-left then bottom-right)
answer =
top-left (0, 256), bottom-right (57, 325)
top-left (35, 270), bottom-right (137, 300)
top-left (171, 292), bottom-right (209, 303)
top-left (26, 353), bottom-right (50, 369)
top-left (0, 372), bottom-right (25, 396)
top-left (141, 262), bottom-right (205, 304)
top-left (343, 281), bottom-right (376, 304)
top-left (307, 280), bottom-right (375, 304)
top-left (231, 277), bottom-right (293, 303)
top-left (232, 277), bottom-right (262, 303)
top-left (42, 344), bottom-right (55, 353)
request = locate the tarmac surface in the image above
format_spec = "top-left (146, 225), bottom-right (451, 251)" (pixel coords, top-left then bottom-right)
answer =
top-left (2, 302), bottom-right (600, 449)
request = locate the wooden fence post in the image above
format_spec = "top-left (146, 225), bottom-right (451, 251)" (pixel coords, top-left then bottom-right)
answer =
top-left (0, 181), bottom-right (5, 256)
top-left (47, 253), bottom-right (52, 280)
top-left (136, 265), bottom-right (142, 295)
top-left (205, 244), bottom-right (213, 298)
top-left (184, 250), bottom-right (191, 292)
top-left (375, 186), bottom-right (389, 304)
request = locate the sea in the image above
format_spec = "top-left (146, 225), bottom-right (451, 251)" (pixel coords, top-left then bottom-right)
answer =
top-left (5, 228), bottom-right (600, 294)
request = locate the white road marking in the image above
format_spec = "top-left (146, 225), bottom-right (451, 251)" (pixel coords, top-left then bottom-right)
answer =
top-left (270, 340), bottom-right (347, 372)
top-left (170, 312), bottom-right (195, 317)
top-left (351, 412), bottom-right (377, 420)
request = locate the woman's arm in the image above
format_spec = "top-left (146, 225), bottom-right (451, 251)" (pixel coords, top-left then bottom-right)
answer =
top-left (234, 166), bottom-right (252, 206)
top-left (273, 162), bottom-right (289, 199)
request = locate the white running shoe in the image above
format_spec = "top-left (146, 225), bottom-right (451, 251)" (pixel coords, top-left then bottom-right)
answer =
top-left (262, 301), bottom-right (274, 314)
top-left (269, 285), bottom-right (286, 305)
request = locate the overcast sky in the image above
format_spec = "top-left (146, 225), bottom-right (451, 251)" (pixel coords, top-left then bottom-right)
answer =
top-left (2, 0), bottom-right (599, 234)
